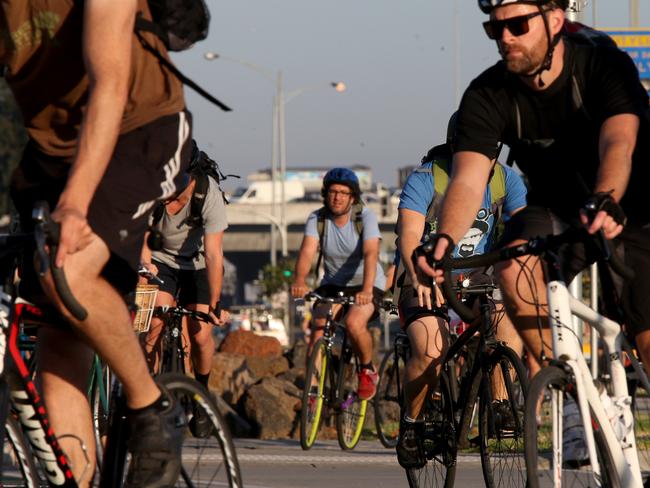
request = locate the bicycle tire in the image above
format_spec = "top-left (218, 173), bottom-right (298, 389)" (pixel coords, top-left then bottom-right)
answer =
top-left (90, 362), bottom-right (112, 472)
top-left (161, 326), bottom-right (185, 375)
top-left (158, 373), bottom-right (243, 488)
top-left (374, 349), bottom-right (403, 448)
top-left (300, 338), bottom-right (328, 450)
top-left (2, 414), bottom-right (41, 488)
top-left (336, 349), bottom-right (367, 450)
top-left (479, 345), bottom-right (528, 488)
top-left (405, 370), bottom-right (457, 488)
top-left (524, 365), bottom-right (621, 488)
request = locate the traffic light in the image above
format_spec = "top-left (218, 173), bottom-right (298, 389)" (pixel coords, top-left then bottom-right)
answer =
top-left (282, 269), bottom-right (292, 278)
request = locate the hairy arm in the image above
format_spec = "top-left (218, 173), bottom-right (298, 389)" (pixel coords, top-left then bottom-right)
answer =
top-left (437, 151), bottom-right (493, 244)
top-left (291, 236), bottom-right (319, 297)
top-left (397, 208), bottom-right (426, 285)
top-left (595, 113), bottom-right (638, 201)
top-left (54, 0), bottom-right (137, 264)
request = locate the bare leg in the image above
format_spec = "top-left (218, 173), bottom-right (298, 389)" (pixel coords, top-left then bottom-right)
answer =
top-left (142, 290), bottom-right (175, 373)
top-left (344, 303), bottom-right (376, 365)
top-left (403, 316), bottom-right (449, 419)
top-left (38, 328), bottom-right (95, 488)
top-left (39, 235), bottom-right (163, 483)
top-left (495, 242), bottom-right (553, 373)
top-left (635, 329), bottom-right (650, 379)
top-left (186, 303), bottom-right (215, 375)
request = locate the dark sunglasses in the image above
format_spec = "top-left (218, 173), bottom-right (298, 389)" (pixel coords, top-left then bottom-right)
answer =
top-left (482, 11), bottom-right (543, 40)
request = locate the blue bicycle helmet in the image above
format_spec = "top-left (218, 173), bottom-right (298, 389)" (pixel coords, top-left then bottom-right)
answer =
top-left (322, 167), bottom-right (361, 201)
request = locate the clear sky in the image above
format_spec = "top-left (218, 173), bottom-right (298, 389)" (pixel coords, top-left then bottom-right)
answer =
top-left (172, 1), bottom-right (650, 190)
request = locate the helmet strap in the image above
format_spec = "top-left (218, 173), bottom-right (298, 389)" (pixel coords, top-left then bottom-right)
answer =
top-left (517, 6), bottom-right (561, 88)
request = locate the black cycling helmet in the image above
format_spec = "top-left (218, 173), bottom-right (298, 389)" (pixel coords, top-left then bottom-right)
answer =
top-left (321, 167), bottom-right (361, 202)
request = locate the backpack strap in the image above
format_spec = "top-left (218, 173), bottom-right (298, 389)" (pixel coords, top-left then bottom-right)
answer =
top-left (150, 201), bottom-right (166, 228)
top-left (313, 207), bottom-right (328, 283)
top-left (351, 202), bottom-right (364, 237)
top-left (182, 173), bottom-right (209, 228)
top-left (134, 22), bottom-right (232, 112)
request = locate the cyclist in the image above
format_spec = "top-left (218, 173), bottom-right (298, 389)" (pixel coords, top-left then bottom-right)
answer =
top-left (395, 112), bottom-right (527, 468)
top-left (140, 145), bottom-right (228, 436)
top-left (291, 168), bottom-right (386, 401)
top-left (420, 0), bottom-right (650, 393)
top-left (2, 1), bottom-right (192, 486)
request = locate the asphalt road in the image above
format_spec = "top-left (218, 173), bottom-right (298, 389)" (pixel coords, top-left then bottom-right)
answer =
top-left (235, 439), bottom-right (486, 488)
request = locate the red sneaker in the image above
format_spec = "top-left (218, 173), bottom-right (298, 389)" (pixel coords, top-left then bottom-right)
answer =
top-left (357, 368), bottom-right (378, 401)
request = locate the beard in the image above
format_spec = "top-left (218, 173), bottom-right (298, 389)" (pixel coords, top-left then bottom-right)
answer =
top-left (499, 36), bottom-right (547, 75)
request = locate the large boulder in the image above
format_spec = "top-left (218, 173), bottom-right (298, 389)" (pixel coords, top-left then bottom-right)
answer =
top-left (246, 355), bottom-right (290, 379)
top-left (209, 352), bottom-right (257, 405)
top-left (219, 329), bottom-right (283, 358)
top-left (242, 377), bottom-right (301, 439)
top-left (211, 392), bottom-right (254, 438)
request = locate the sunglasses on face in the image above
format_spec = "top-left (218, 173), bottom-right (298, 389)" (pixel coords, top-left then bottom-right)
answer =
top-left (482, 11), bottom-right (543, 40)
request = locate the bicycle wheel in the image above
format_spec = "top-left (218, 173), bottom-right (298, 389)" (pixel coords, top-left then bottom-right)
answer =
top-left (1, 415), bottom-right (41, 488)
top-left (405, 370), bottom-right (457, 488)
top-left (158, 373), bottom-right (243, 488)
top-left (161, 327), bottom-right (185, 375)
top-left (627, 360), bottom-right (650, 477)
top-left (524, 365), bottom-right (621, 488)
top-left (479, 345), bottom-right (528, 488)
top-left (336, 349), bottom-right (367, 450)
top-left (374, 349), bottom-right (404, 448)
top-left (90, 361), bottom-right (112, 470)
top-left (300, 338), bottom-right (328, 450)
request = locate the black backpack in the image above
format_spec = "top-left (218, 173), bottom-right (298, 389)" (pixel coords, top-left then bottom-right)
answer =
top-left (151, 142), bottom-right (239, 229)
top-left (134, 0), bottom-right (232, 111)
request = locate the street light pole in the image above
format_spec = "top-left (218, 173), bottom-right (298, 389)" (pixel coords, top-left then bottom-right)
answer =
top-left (277, 81), bottom-right (346, 260)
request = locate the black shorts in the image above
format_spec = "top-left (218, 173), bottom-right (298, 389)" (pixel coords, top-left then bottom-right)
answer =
top-left (500, 206), bottom-right (650, 336)
top-left (11, 111), bottom-right (192, 295)
top-left (151, 260), bottom-right (210, 306)
top-left (397, 285), bottom-right (447, 330)
top-left (314, 284), bottom-right (383, 320)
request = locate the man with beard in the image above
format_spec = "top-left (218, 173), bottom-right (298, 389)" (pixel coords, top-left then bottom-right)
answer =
top-left (419, 0), bottom-right (650, 391)
top-left (291, 168), bottom-right (385, 400)
top-left (394, 113), bottom-right (527, 468)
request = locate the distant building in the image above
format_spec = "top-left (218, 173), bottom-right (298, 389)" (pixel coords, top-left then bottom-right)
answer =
top-left (248, 165), bottom-right (373, 192)
top-left (398, 166), bottom-right (416, 188)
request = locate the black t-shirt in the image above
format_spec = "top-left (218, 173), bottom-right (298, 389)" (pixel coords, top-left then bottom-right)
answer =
top-left (455, 37), bottom-right (650, 226)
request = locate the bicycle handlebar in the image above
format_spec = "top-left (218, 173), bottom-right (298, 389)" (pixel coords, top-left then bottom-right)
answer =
top-left (32, 202), bottom-right (88, 321)
top-left (423, 227), bottom-right (634, 324)
top-left (154, 305), bottom-right (218, 326)
top-left (137, 265), bottom-right (164, 285)
top-left (303, 291), bottom-right (356, 306)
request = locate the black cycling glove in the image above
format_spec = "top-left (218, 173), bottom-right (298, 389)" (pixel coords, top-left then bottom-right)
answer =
top-left (412, 233), bottom-right (456, 270)
top-left (583, 191), bottom-right (627, 227)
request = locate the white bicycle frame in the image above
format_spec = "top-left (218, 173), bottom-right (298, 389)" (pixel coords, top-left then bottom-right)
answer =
top-left (547, 278), bottom-right (643, 487)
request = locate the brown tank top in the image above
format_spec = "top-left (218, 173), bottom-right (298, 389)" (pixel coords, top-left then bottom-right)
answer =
top-left (0, 0), bottom-right (185, 160)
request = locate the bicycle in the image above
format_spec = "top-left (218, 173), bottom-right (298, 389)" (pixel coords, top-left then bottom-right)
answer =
top-left (135, 284), bottom-right (243, 488)
top-left (428, 227), bottom-right (644, 487)
top-left (299, 291), bottom-right (369, 451)
top-left (0, 202), bottom-right (242, 487)
top-left (374, 300), bottom-right (404, 448)
top-left (393, 271), bottom-right (528, 488)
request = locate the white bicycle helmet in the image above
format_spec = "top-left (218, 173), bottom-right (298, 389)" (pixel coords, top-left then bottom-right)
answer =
top-left (478, 0), bottom-right (566, 14)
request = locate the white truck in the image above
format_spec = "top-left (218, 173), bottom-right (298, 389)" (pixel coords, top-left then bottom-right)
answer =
top-left (230, 181), bottom-right (305, 203)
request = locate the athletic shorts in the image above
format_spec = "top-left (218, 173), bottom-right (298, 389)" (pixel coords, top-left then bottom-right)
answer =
top-left (150, 259), bottom-right (210, 306)
top-left (499, 206), bottom-right (650, 336)
top-left (11, 111), bottom-right (192, 296)
top-left (397, 284), bottom-right (448, 330)
top-left (314, 284), bottom-right (383, 321)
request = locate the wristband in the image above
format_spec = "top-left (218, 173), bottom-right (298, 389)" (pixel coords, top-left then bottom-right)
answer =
top-left (211, 301), bottom-right (221, 316)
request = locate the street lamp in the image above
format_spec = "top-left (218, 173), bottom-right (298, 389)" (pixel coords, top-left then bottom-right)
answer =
top-left (204, 51), bottom-right (345, 265)
top-left (204, 52), bottom-right (280, 265)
